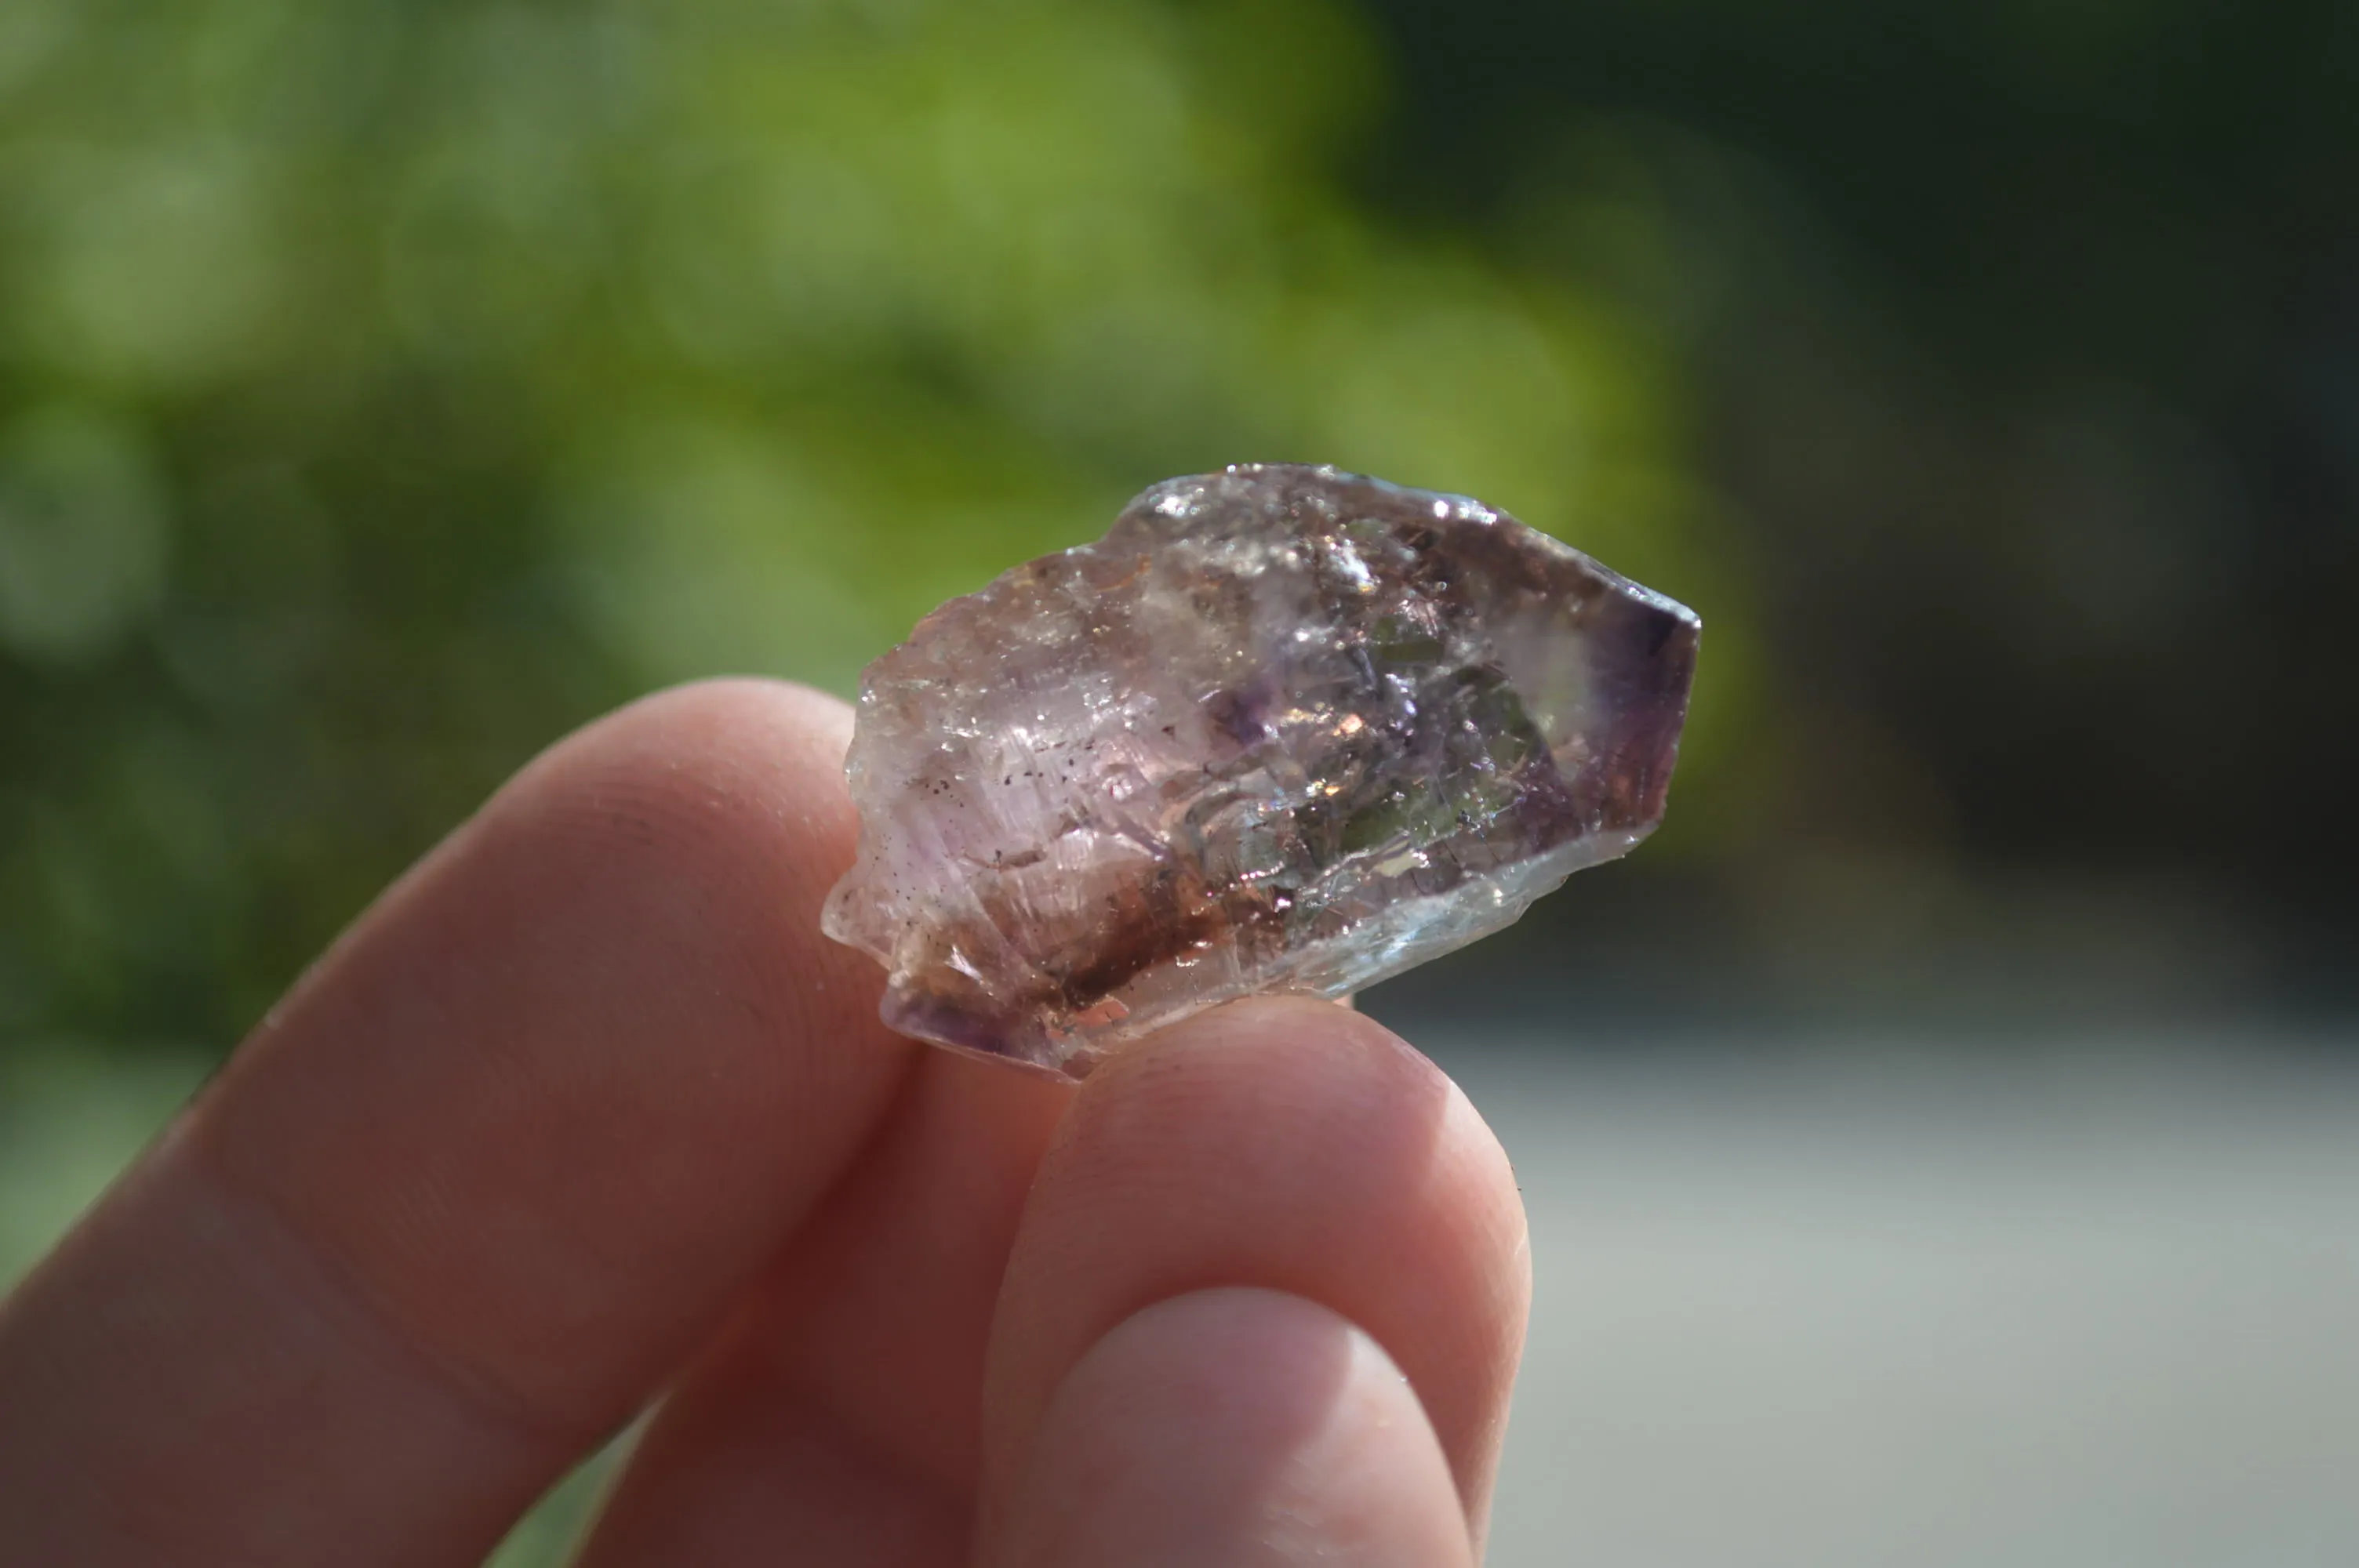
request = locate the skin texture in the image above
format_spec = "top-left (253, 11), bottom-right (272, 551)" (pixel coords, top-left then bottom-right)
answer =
top-left (991, 1289), bottom-right (1477, 1568)
top-left (0, 680), bottom-right (1532, 1566)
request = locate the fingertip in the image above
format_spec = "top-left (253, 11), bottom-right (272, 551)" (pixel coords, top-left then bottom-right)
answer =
top-left (502, 678), bottom-right (853, 809)
top-left (990, 1287), bottom-right (1474, 1568)
top-left (463, 677), bottom-right (878, 1054)
top-left (1067, 995), bottom-right (1450, 1143)
top-left (194, 674), bottom-right (914, 1433)
top-left (1069, 996), bottom-right (1531, 1324)
top-left (0, 677), bottom-right (932, 1564)
top-left (985, 996), bottom-right (1531, 1540)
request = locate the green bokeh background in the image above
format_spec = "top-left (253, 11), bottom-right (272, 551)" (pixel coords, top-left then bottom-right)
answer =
top-left (0, 0), bottom-right (1754, 1054)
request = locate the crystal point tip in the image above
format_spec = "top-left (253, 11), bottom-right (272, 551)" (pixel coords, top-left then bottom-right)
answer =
top-left (822, 463), bottom-right (1699, 1077)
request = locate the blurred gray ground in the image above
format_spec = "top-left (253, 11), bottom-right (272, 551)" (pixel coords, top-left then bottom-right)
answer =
top-left (6, 1036), bottom-right (2357, 1566)
top-left (1425, 1036), bottom-right (2359, 1568)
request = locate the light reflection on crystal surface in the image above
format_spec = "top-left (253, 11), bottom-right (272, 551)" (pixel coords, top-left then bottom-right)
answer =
top-left (823, 463), bottom-right (1700, 1077)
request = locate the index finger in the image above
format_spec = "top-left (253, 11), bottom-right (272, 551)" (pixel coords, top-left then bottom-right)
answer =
top-left (0, 681), bottom-right (914, 1566)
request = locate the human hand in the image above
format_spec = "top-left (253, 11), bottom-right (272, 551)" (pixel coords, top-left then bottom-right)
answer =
top-left (0, 681), bottom-right (1530, 1566)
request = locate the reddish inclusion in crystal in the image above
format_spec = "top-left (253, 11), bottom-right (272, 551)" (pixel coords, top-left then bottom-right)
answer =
top-left (823, 464), bottom-right (1700, 1078)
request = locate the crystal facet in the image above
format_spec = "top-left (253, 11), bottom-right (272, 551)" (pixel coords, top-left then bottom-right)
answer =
top-left (822, 463), bottom-right (1699, 1077)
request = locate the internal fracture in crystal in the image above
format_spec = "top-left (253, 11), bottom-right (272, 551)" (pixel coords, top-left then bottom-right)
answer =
top-left (822, 463), bottom-right (1700, 1077)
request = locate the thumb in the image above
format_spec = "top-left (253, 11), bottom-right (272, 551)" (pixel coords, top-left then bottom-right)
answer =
top-left (987, 1287), bottom-right (1478, 1566)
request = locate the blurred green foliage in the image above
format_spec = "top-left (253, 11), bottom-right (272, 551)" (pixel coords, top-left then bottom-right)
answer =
top-left (0, 0), bottom-right (1743, 1054)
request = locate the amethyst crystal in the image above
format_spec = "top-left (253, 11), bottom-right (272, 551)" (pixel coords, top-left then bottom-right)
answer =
top-left (823, 464), bottom-right (1699, 1077)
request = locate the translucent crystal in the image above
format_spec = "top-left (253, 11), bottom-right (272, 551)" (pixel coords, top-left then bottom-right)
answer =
top-left (823, 464), bottom-right (1700, 1077)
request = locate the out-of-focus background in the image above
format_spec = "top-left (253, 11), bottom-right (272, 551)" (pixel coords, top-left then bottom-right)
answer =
top-left (2, 2), bottom-right (2354, 1562)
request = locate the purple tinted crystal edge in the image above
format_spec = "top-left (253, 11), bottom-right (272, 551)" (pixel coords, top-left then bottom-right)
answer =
top-left (822, 463), bottom-right (1699, 1078)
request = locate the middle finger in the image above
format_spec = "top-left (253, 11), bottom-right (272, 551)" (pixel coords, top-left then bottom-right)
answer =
top-left (573, 1044), bottom-right (1072, 1566)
